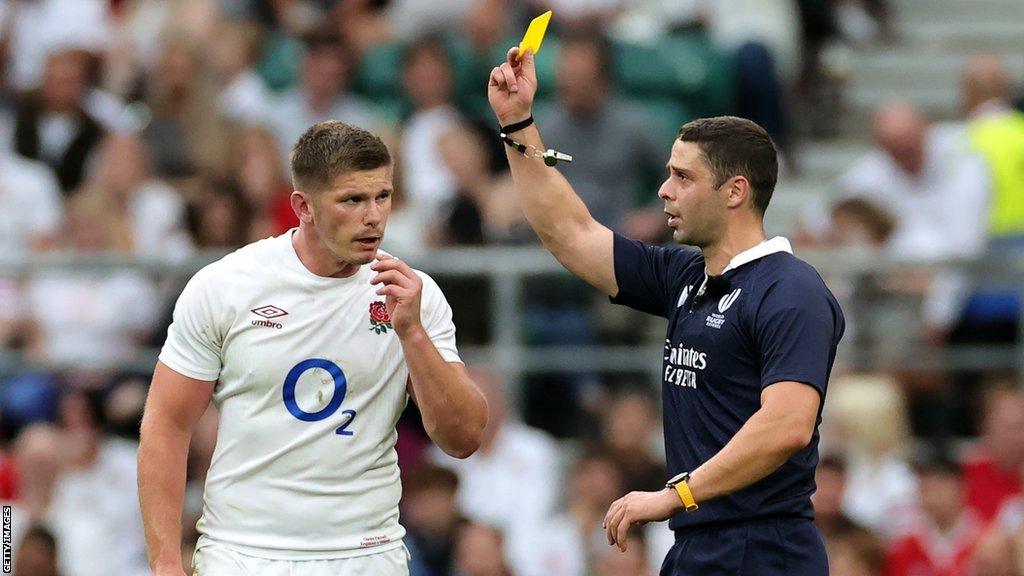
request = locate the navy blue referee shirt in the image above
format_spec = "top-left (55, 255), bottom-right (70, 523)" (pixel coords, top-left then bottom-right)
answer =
top-left (610, 233), bottom-right (845, 532)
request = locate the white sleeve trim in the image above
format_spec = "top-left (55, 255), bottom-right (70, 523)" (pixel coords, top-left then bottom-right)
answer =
top-left (157, 354), bottom-right (220, 383)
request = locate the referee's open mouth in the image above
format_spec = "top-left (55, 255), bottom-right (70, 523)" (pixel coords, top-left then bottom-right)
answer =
top-left (665, 212), bottom-right (680, 227)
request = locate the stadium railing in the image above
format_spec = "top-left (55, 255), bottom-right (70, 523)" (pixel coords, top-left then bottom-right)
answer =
top-left (1, 248), bottom-right (1023, 388)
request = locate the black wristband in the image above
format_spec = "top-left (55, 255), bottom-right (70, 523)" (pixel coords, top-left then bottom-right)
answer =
top-left (499, 116), bottom-right (534, 135)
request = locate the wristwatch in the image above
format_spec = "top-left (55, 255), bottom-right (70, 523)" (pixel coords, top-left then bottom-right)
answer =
top-left (666, 471), bottom-right (699, 512)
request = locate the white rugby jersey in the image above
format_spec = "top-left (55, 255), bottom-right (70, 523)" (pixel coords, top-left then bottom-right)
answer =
top-left (158, 231), bottom-right (461, 559)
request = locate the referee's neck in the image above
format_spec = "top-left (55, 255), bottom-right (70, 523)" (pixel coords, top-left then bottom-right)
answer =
top-left (702, 226), bottom-right (766, 276)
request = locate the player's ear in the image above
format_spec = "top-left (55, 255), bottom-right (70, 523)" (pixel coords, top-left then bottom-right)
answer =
top-left (724, 176), bottom-right (749, 210)
top-left (292, 190), bottom-right (314, 223)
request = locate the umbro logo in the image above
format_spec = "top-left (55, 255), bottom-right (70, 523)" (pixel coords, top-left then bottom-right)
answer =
top-left (252, 305), bottom-right (288, 319)
top-left (251, 305), bottom-right (287, 329)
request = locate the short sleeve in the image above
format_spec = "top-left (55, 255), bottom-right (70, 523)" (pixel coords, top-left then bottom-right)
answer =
top-left (418, 272), bottom-right (462, 364)
top-left (756, 274), bottom-right (842, 396)
top-left (158, 269), bottom-right (223, 381)
top-left (608, 233), bottom-right (697, 318)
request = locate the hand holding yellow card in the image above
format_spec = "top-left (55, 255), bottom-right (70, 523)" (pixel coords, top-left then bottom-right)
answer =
top-left (518, 10), bottom-right (552, 60)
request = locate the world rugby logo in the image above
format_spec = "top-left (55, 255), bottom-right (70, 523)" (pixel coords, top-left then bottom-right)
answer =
top-left (717, 289), bottom-right (741, 313)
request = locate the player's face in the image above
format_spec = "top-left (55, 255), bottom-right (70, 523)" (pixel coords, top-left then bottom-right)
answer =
top-left (307, 166), bottom-right (393, 266)
top-left (658, 140), bottom-right (727, 248)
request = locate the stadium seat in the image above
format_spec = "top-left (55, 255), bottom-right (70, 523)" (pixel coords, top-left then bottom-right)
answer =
top-left (353, 35), bottom-right (499, 123)
top-left (633, 98), bottom-right (697, 201)
top-left (634, 97), bottom-right (697, 148)
top-left (257, 32), bottom-right (304, 92)
top-left (613, 34), bottom-right (734, 118)
top-left (351, 41), bottom-right (412, 120)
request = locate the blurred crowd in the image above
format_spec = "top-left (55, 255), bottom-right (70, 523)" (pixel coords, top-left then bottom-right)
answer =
top-left (796, 52), bottom-right (1024, 443)
top-left (7, 364), bottom-right (1024, 576)
top-left (798, 54), bottom-right (1024, 344)
top-left (1, 0), bottom-right (1024, 575)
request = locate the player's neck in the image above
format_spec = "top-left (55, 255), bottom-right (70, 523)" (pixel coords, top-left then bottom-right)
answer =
top-left (702, 225), bottom-right (766, 276)
top-left (292, 227), bottom-right (361, 278)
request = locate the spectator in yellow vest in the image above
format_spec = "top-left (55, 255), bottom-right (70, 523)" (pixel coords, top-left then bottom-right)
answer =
top-left (960, 55), bottom-right (1024, 241)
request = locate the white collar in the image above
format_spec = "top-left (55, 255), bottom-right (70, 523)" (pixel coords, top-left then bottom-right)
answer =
top-left (693, 237), bottom-right (793, 300)
top-left (720, 236), bottom-right (793, 274)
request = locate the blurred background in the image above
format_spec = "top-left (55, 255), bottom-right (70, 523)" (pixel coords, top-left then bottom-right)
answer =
top-left (1, 0), bottom-right (1023, 575)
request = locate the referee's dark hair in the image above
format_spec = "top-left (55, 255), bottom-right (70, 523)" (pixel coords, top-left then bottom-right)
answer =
top-left (678, 116), bottom-right (778, 215)
top-left (290, 120), bottom-right (391, 193)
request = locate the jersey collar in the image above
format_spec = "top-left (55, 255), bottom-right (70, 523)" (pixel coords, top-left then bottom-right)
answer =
top-left (693, 237), bottom-right (793, 301)
top-left (721, 236), bottom-right (793, 274)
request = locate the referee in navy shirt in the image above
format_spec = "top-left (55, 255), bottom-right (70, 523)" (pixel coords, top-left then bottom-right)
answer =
top-left (488, 48), bottom-right (844, 575)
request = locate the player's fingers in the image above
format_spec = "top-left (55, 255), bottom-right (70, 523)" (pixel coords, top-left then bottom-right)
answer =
top-left (370, 259), bottom-right (400, 273)
top-left (372, 270), bottom-right (417, 292)
top-left (370, 254), bottom-right (402, 269)
top-left (371, 258), bottom-right (421, 285)
top-left (369, 269), bottom-right (399, 284)
top-left (370, 270), bottom-right (409, 287)
top-left (499, 62), bottom-right (518, 93)
top-left (375, 285), bottom-right (414, 299)
top-left (370, 257), bottom-right (410, 274)
top-left (386, 256), bottom-right (420, 282)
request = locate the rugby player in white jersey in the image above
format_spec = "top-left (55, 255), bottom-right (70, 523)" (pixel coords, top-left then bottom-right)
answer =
top-left (137, 120), bottom-right (488, 576)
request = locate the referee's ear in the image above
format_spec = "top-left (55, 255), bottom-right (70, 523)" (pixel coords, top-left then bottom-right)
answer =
top-left (723, 175), bottom-right (752, 211)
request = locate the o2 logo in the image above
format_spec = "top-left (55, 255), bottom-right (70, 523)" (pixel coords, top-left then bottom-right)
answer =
top-left (282, 358), bottom-right (357, 436)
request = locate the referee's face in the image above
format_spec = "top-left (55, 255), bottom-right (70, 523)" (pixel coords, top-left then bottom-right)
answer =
top-left (307, 165), bottom-right (394, 266)
top-left (659, 140), bottom-right (726, 248)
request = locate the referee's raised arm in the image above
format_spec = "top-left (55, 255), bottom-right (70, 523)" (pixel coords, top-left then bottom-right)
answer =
top-left (487, 47), bottom-right (617, 296)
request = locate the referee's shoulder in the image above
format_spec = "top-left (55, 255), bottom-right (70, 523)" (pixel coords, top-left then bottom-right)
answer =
top-left (652, 240), bottom-right (703, 267)
top-left (619, 234), bottom-right (703, 270)
top-left (753, 252), bottom-right (833, 295)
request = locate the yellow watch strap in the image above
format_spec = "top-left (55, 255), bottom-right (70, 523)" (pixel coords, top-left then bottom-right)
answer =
top-left (673, 480), bottom-right (699, 512)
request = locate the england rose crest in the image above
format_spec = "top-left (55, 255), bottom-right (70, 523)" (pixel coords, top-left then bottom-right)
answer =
top-left (369, 301), bottom-right (393, 334)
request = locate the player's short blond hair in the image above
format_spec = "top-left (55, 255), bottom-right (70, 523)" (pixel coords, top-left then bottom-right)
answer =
top-left (290, 120), bottom-right (391, 193)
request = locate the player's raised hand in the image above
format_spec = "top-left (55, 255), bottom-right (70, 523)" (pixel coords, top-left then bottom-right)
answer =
top-left (488, 47), bottom-right (538, 126)
top-left (603, 489), bottom-right (682, 552)
top-left (370, 254), bottom-right (423, 336)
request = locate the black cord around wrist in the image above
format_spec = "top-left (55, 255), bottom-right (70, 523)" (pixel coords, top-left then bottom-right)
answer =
top-left (499, 115), bottom-right (534, 135)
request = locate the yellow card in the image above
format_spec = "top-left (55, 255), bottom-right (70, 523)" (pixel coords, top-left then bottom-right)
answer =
top-left (518, 10), bottom-right (552, 60)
